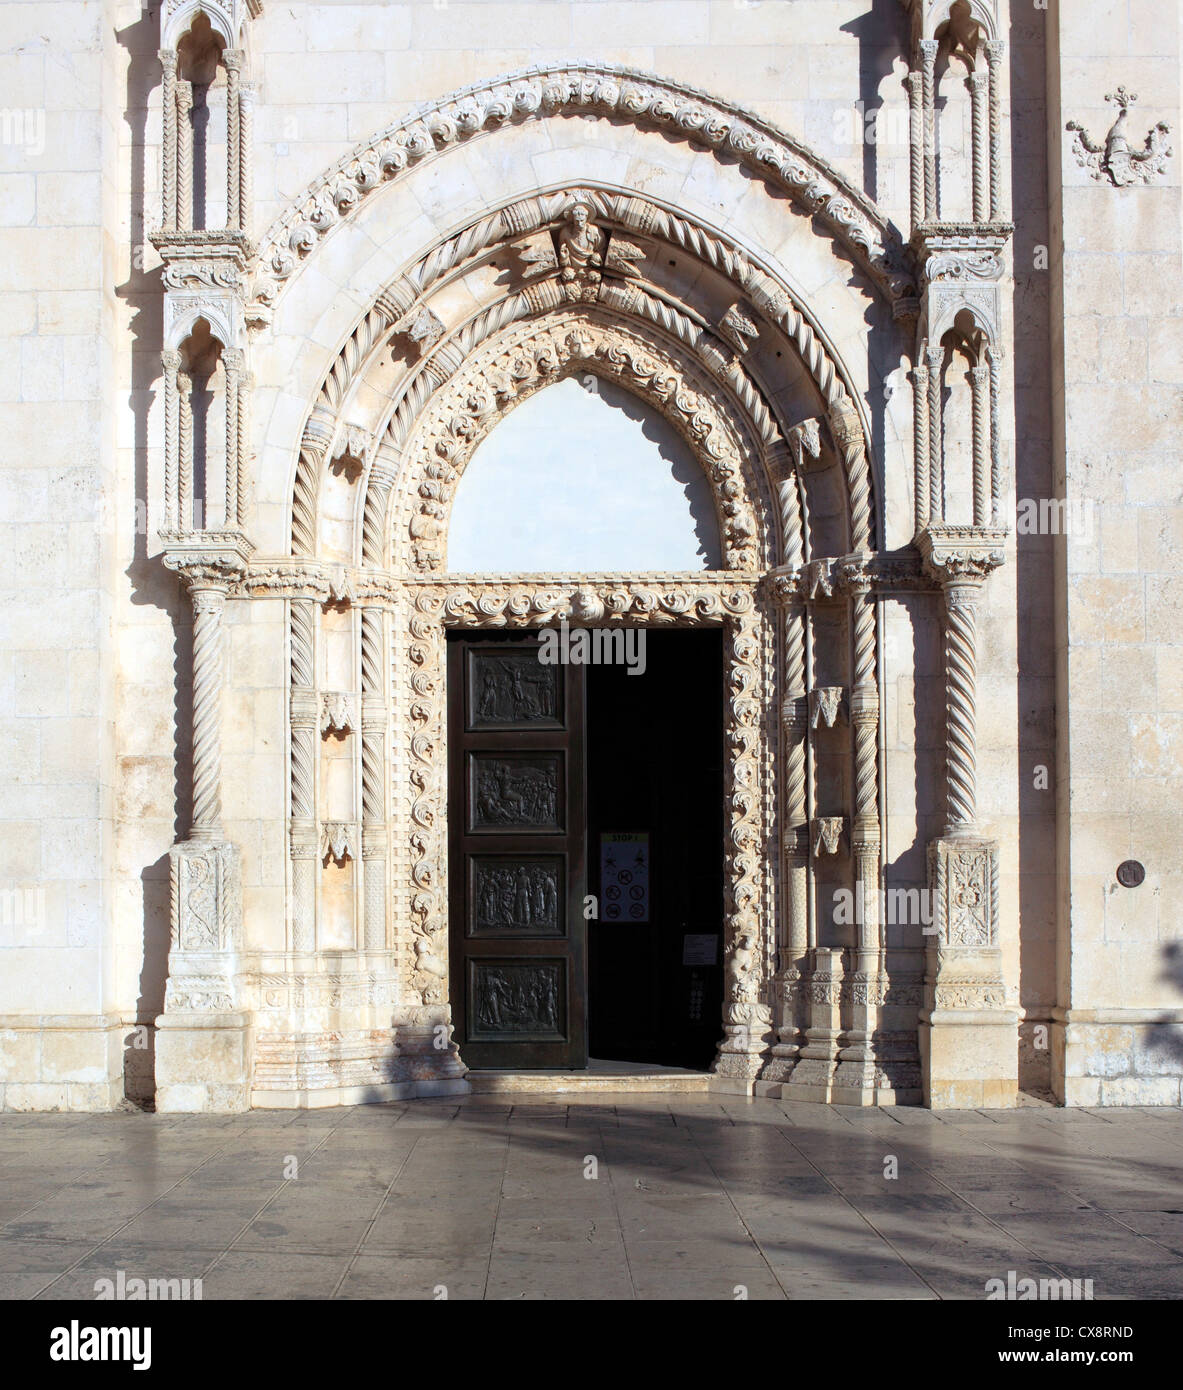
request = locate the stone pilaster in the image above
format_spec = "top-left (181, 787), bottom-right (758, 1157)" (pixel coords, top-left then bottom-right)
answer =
top-left (157, 531), bottom-right (255, 1112)
top-left (918, 527), bottom-right (1016, 1108)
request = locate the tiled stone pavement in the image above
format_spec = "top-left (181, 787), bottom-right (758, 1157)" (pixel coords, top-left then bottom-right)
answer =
top-left (1, 1095), bottom-right (1181, 1300)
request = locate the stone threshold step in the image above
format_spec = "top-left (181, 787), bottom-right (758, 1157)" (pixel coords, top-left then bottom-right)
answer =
top-left (467, 1064), bottom-right (713, 1094)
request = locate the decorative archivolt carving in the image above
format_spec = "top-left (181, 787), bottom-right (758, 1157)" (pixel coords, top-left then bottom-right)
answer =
top-left (285, 185), bottom-right (878, 568)
top-left (391, 315), bottom-right (770, 574)
top-left (249, 62), bottom-right (910, 313)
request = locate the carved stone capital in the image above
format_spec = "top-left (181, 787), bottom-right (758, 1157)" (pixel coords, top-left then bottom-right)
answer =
top-left (320, 691), bottom-right (357, 736)
top-left (160, 528), bottom-right (255, 590)
top-left (321, 821), bottom-right (357, 866)
top-left (918, 525), bottom-right (1006, 590)
top-left (809, 686), bottom-right (845, 729)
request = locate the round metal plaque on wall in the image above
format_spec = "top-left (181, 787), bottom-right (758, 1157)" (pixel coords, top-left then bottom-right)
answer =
top-left (1116, 860), bottom-right (1146, 888)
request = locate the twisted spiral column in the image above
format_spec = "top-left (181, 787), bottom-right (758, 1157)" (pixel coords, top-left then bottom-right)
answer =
top-left (362, 462), bottom-right (394, 569)
top-left (292, 409), bottom-right (332, 556)
top-left (987, 345), bottom-right (1002, 524)
top-left (970, 363), bottom-right (990, 525)
top-left (224, 49), bottom-right (242, 231)
top-left (177, 371), bottom-right (193, 531)
top-left (942, 583), bottom-right (980, 835)
top-left (849, 586), bottom-right (881, 957)
top-left (360, 606), bottom-right (388, 951)
top-left (162, 350), bottom-right (181, 529)
top-left (969, 71), bottom-right (990, 222)
top-left (223, 349), bottom-right (241, 526)
top-left (289, 598), bottom-right (318, 951)
top-left (926, 344), bottom-right (944, 524)
top-left (985, 41), bottom-right (1006, 220)
top-left (175, 80), bottom-right (193, 232)
top-left (159, 50), bottom-right (178, 229)
top-left (238, 82), bottom-right (255, 238)
top-left (830, 399), bottom-right (873, 553)
top-left (189, 582), bottom-right (227, 839)
top-left (906, 69), bottom-right (925, 227)
top-left (920, 40), bottom-right (939, 221)
top-left (911, 359), bottom-right (930, 535)
top-left (236, 368), bottom-right (252, 526)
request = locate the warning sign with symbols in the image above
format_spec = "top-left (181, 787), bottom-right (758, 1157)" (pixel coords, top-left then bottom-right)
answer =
top-left (599, 832), bottom-right (650, 923)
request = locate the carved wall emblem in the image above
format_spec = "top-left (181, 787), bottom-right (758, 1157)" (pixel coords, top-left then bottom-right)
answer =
top-left (1067, 87), bottom-right (1172, 187)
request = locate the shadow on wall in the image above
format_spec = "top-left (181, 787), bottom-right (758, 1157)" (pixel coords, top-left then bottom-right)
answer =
top-left (1150, 942), bottom-right (1183, 1071)
top-left (117, 11), bottom-right (190, 1107)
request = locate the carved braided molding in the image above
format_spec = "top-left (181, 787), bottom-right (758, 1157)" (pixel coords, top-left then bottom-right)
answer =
top-left (402, 580), bottom-right (769, 1045)
top-left (391, 314), bottom-right (768, 573)
top-left (249, 63), bottom-right (910, 315)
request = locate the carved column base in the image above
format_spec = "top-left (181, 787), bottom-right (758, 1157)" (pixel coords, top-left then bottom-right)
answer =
top-left (759, 966), bottom-right (806, 1082)
top-left (780, 947), bottom-right (842, 1101)
top-left (711, 1002), bottom-right (773, 1082)
top-left (920, 837), bottom-right (1018, 1108)
top-left (156, 840), bottom-right (253, 1112)
top-left (395, 1009), bottom-right (470, 1096)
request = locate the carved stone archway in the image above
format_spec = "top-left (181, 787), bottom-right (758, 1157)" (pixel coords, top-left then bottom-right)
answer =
top-left (153, 109), bottom-right (983, 1112)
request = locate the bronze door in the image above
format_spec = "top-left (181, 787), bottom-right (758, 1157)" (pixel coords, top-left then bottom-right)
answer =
top-left (447, 635), bottom-right (586, 1069)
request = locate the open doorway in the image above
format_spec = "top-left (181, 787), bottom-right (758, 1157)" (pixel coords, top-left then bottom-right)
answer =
top-left (447, 627), bottom-right (724, 1072)
top-left (587, 629), bottom-right (724, 1071)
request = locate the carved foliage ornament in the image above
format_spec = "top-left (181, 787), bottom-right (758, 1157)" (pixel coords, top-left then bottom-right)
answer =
top-left (250, 63), bottom-right (907, 311)
top-left (398, 317), bottom-right (765, 573)
top-left (403, 581), bottom-right (768, 1015)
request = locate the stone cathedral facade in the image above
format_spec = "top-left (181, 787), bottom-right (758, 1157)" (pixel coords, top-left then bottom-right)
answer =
top-left (1, 0), bottom-right (1180, 1113)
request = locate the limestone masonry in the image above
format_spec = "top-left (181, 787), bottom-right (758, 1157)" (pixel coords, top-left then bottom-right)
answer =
top-left (0, 0), bottom-right (1180, 1111)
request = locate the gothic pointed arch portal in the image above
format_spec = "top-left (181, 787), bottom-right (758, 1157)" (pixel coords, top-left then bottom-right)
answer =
top-left (157, 91), bottom-right (959, 1108)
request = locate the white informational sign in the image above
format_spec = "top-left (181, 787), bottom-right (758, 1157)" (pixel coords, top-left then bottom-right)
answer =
top-left (600, 832), bottom-right (650, 922)
top-left (682, 934), bottom-right (718, 966)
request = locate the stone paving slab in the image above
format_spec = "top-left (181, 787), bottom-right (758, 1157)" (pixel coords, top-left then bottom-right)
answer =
top-left (0, 1095), bottom-right (1181, 1300)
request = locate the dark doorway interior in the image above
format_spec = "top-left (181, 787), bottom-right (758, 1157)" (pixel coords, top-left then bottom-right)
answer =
top-left (587, 629), bottom-right (724, 1071)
